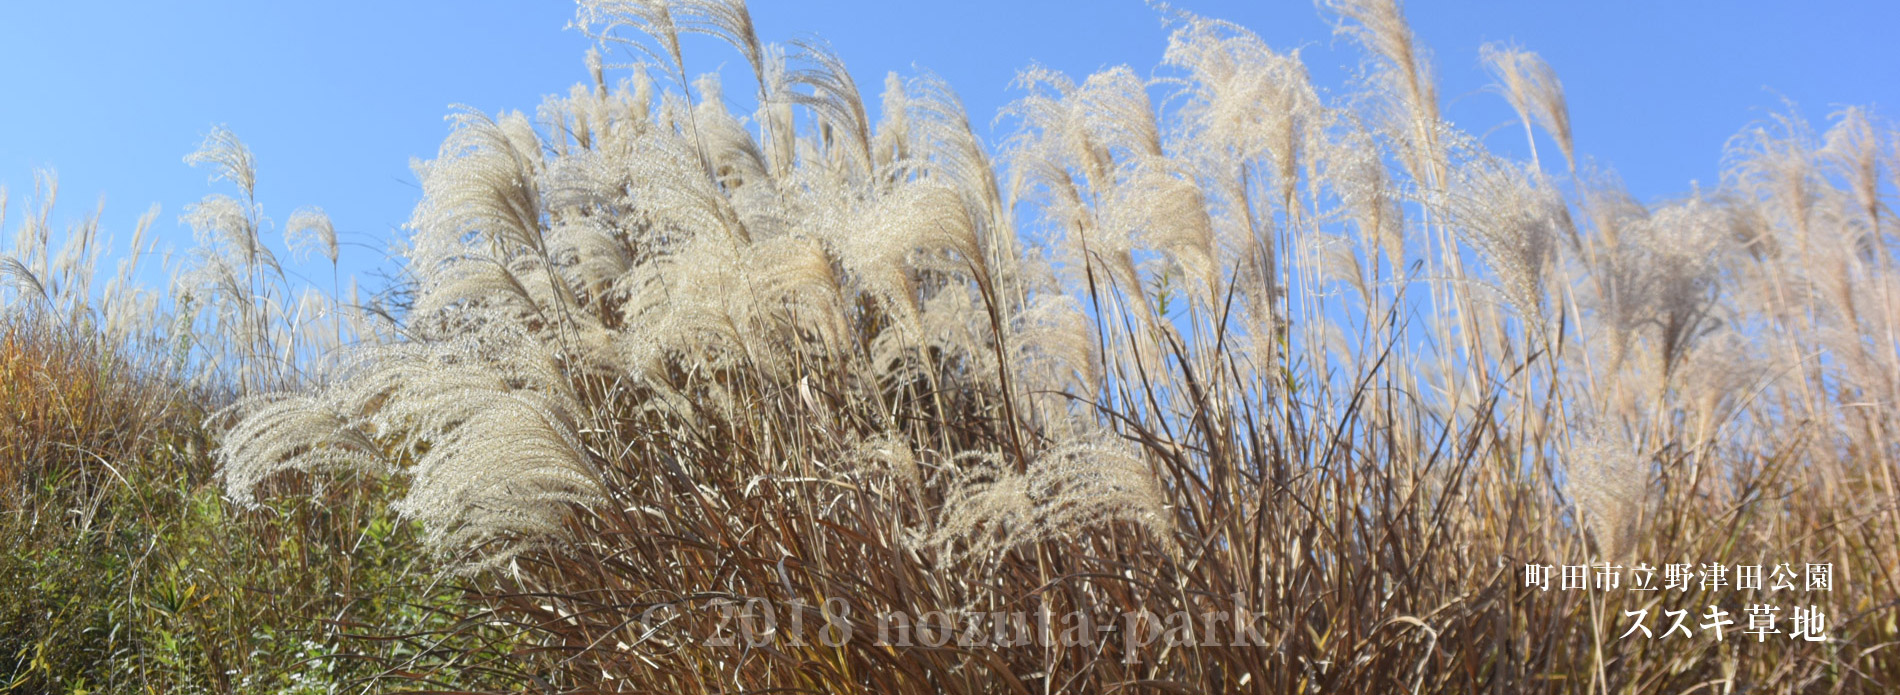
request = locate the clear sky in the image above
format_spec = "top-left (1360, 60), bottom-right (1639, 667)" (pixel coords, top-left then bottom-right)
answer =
top-left (3, 1), bottom-right (1896, 287)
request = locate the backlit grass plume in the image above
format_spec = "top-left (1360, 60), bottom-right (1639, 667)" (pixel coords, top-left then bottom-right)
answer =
top-left (188, 1), bottom-right (1900, 692)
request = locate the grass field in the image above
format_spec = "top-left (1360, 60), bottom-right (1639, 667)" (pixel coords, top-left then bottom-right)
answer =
top-left (5, 1), bottom-right (1900, 692)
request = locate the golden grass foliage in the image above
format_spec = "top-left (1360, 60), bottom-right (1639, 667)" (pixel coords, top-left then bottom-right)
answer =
top-left (0, 315), bottom-right (513, 694)
top-left (1, 140), bottom-right (482, 695)
top-left (8, 0), bottom-right (1900, 692)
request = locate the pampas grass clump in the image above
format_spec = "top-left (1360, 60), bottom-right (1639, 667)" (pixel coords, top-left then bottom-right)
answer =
top-left (5, 0), bottom-right (1896, 692)
top-left (208, 1), bottom-right (1900, 692)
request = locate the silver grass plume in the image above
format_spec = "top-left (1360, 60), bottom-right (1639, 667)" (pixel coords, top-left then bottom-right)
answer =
top-left (1629, 197), bottom-right (1729, 377)
top-left (185, 125), bottom-right (259, 201)
top-left (1479, 42), bottom-right (1574, 173)
top-left (888, 72), bottom-right (1023, 304)
top-left (100, 204), bottom-right (163, 344)
top-left (286, 207), bottom-right (338, 264)
top-left (219, 321), bottom-right (608, 568)
top-left (1004, 67), bottom-right (1149, 318)
top-left (926, 435), bottom-right (1177, 562)
top-left (0, 257), bottom-right (47, 308)
top-left (1566, 425), bottom-right (1647, 560)
top-left (411, 109), bottom-right (551, 259)
top-left (785, 39), bottom-right (875, 179)
top-left (575, 0), bottom-right (684, 81)
top-left (182, 194), bottom-right (276, 274)
top-left (1164, 13), bottom-right (1319, 218)
top-left (1070, 67), bottom-right (1220, 307)
top-left (1724, 107), bottom-right (1819, 250)
top-left (1821, 107), bottom-right (1887, 243)
top-left (690, 74), bottom-right (773, 196)
top-left (0, 183), bottom-right (47, 307)
top-left (1442, 152), bottom-right (1569, 324)
top-left (1324, 0), bottom-right (1444, 187)
top-left (1329, 123), bottom-right (1406, 266)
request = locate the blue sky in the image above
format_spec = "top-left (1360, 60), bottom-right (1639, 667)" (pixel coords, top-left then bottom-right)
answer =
top-left (3, 1), bottom-right (1896, 288)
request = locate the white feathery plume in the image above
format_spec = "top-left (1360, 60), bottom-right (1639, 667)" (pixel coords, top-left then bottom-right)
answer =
top-left (185, 125), bottom-right (259, 200)
top-left (1441, 154), bottom-right (1569, 323)
top-left (286, 207), bottom-right (339, 265)
top-left (1565, 425), bottom-right (1647, 560)
top-left (1479, 42), bottom-right (1574, 172)
top-left (1324, 0), bottom-right (1444, 186)
top-left (926, 435), bottom-right (1177, 562)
